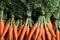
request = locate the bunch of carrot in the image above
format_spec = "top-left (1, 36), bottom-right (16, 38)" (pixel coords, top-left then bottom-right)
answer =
top-left (0, 13), bottom-right (60, 40)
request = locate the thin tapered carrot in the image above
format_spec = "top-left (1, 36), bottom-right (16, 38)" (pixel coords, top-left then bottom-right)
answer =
top-left (8, 26), bottom-right (13, 40)
top-left (37, 25), bottom-right (43, 40)
top-left (45, 26), bottom-right (51, 40)
top-left (37, 36), bottom-right (42, 40)
top-left (13, 24), bottom-right (17, 40)
top-left (51, 35), bottom-right (56, 40)
top-left (6, 37), bottom-right (8, 40)
top-left (59, 30), bottom-right (60, 40)
top-left (25, 27), bottom-right (30, 40)
top-left (0, 37), bottom-right (4, 40)
top-left (0, 21), bottom-right (4, 36)
top-left (17, 25), bottom-right (23, 37)
top-left (56, 29), bottom-right (59, 40)
top-left (42, 26), bottom-right (46, 40)
top-left (33, 26), bottom-right (40, 40)
top-left (27, 23), bottom-right (38, 40)
top-left (19, 26), bottom-right (27, 40)
top-left (47, 20), bottom-right (56, 37)
top-left (1, 23), bottom-right (10, 38)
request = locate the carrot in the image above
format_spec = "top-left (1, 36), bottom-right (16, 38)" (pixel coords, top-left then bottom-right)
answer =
top-left (6, 37), bottom-right (8, 40)
top-left (13, 24), bottom-right (17, 40)
top-left (0, 37), bottom-right (4, 40)
top-left (47, 20), bottom-right (56, 37)
top-left (25, 27), bottom-right (30, 40)
top-left (37, 37), bottom-right (42, 40)
top-left (8, 26), bottom-right (13, 40)
top-left (37, 25), bottom-right (43, 40)
top-left (59, 30), bottom-right (60, 40)
top-left (48, 20), bottom-right (53, 29)
top-left (33, 26), bottom-right (40, 40)
top-left (56, 29), bottom-right (59, 40)
top-left (45, 26), bottom-right (51, 40)
top-left (19, 26), bottom-right (27, 40)
top-left (51, 35), bottom-right (56, 40)
top-left (17, 25), bottom-right (23, 37)
top-left (0, 21), bottom-right (4, 36)
top-left (1, 23), bottom-right (10, 38)
top-left (27, 23), bottom-right (38, 40)
top-left (41, 26), bottom-right (46, 40)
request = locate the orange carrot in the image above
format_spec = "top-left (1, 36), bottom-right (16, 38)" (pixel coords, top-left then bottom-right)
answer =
top-left (8, 26), bottom-right (13, 40)
top-left (1, 23), bottom-right (10, 38)
top-left (56, 29), bottom-right (59, 40)
top-left (47, 20), bottom-right (56, 37)
top-left (51, 35), bottom-right (56, 40)
top-left (59, 30), bottom-right (60, 40)
top-left (19, 26), bottom-right (27, 40)
top-left (33, 26), bottom-right (40, 40)
top-left (0, 21), bottom-right (4, 36)
top-left (37, 25), bottom-right (43, 40)
top-left (25, 27), bottom-right (30, 40)
top-left (13, 24), bottom-right (17, 40)
top-left (48, 20), bottom-right (53, 29)
top-left (0, 37), bottom-right (4, 40)
top-left (27, 23), bottom-right (38, 40)
top-left (37, 37), bottom-right (42, 40)
top-left (17, 25), bottom-right (23, 37)
top-left (45, 26), bottom-right (51, 40)
top-left (42, 26), bottom-right (46, 40)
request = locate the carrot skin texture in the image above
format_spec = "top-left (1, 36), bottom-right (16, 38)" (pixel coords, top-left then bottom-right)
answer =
top-left (27, 24), bottom-right (38, 40)
top-left (45, 26), bottom-right (51, 40)
top-left (42, 27), bottom-right (46, 40)
top-left (1, 24), bottom-right (10, 38)
top-left (0, 21), bottom-right (4, 36)
top-left (37, 25), bottom-right (43, 40)
top-left (0, 37), bottom-right (4, 40)
top-left (13, 24), bottom-right (18, 40)
top-left (17, 25), bottom-right (23, 37)
top-left (8, 26), bottom-right (13, 40)
top-left (19, 26), bottom-right (27, 40)
top-left (33, 27), bottom-right (40, 40)
top-left (56, 29), bottom-right (59, 40)
top-left (51, 35), bottom-right (56, 40)
top-left (25, 27), bottom-right (30, 40)
top-left (47, 23), bottom-right (56, 37)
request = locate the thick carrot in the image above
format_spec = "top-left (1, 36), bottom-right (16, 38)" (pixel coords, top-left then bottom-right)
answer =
top-left (27, 23), bottom-right (38, 40)
top-left (33, 26), bottom-right (40, 40)
top-left (8, 26), bottom-right (13, 40)
top-left (13, 24), bottom-right (17, 40)
top-left (47, 20), bottom-right (56, 37)
top-left (37, 25), bottom-right (43, 40)
top-left (56, 29), bottom-right (59, 40)
top-left (17, 25), bottom-right (23, 37)
top-left (42, 26), bottom-right (46, 40)
top-left (0, 21), bottom-right (4, 36)
top-left (1, 23), bottom-right (10, 38)
top-left (19, 26), bottom-right (27, 40)
top-left (45, 26), bottom-right (51, 40)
